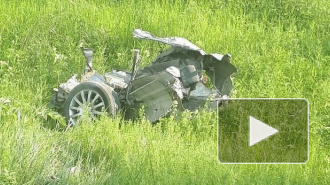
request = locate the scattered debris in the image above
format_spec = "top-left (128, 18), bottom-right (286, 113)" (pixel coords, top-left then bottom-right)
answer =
top-left (50, 29), bottom-right (237, 125)
top-left (0, 98), bottom-right (11, 104)
top-left (67, 166), bottom-right (80, 176)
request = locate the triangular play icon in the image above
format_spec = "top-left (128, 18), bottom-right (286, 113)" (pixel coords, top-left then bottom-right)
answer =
top-left (249, 116), bottom-right (279, 146)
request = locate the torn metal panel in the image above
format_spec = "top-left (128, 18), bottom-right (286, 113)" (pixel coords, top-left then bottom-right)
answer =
top-left (130, 79), bottom-right (173, 123)
top-left (137, 59), bottom-right (181, 77)
top-left (142, 47), bottom-right (204, 77)
top-left (133, 29), bottom-right (237, 95)
top-left (131, 71), bottom-right (176, 92)
top-left (190, 82), bottom-right (214, 97)
top-left (57, 74), bottom-right (80, 101)
top-left (166, 66), bottom-right (181, 78)
top-left (203, 54), bottom-right (237, 95)
top-left (182, 96), bottom-right (218, 110)
top-left (104, 71), bottom-right (130, 90)
top-left (133, 29), bottom-right (203, 52)
top-left (180, 65), bottom-right (199, 88)
top-left (182, 82), bottom-right (219, 110)
top-left (81, 48), bottom-right (93, 73)
top-left (169, 77), bottom-right (184, 99)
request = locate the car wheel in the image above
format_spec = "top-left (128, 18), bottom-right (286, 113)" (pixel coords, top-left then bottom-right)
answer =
top-left (63, 81), bottom-right (119, 126)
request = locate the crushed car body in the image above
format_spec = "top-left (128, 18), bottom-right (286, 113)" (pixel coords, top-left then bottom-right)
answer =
top-left (50, 29), bottom-right (237, 125)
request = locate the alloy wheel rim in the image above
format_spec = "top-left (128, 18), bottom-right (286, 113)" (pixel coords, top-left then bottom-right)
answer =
top-left (68, 89), bottom-right (105, 125)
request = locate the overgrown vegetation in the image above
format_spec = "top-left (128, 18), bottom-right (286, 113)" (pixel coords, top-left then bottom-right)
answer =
top-left (0, 0), bottom-right (329, 184)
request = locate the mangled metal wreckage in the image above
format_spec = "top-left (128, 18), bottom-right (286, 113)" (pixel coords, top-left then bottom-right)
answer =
top-left (50, 29), bottom-right (237, 125)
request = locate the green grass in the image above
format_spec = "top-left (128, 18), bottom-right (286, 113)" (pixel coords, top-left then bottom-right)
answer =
top-left (0, 0), bottom-right (329, 184)
top-left (218, 99), bottom-right (308, 163)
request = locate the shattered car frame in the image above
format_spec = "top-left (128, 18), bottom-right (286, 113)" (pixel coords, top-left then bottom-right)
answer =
top-left (50, 29), bottom-right (237, 125)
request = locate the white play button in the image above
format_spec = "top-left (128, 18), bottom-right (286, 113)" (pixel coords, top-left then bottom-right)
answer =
top-left (249, 116), bottom-right (279, 146)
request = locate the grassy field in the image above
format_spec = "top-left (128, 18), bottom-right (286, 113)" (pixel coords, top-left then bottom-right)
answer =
top-left (0, 0), bottom-right (329, 184)
top-left (218, 99), bottom-right (309, 163)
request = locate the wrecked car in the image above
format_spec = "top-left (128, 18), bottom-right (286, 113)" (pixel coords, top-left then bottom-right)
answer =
top-left (50, 29), bottom-right (237, 125)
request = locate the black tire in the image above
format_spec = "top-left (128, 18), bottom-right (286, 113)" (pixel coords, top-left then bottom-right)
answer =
top-left (63, 81), bottom-right (120, 126)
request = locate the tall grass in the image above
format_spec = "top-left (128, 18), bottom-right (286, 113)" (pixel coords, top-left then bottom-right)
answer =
top-left (0, 0), bottom-right (329, 184)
